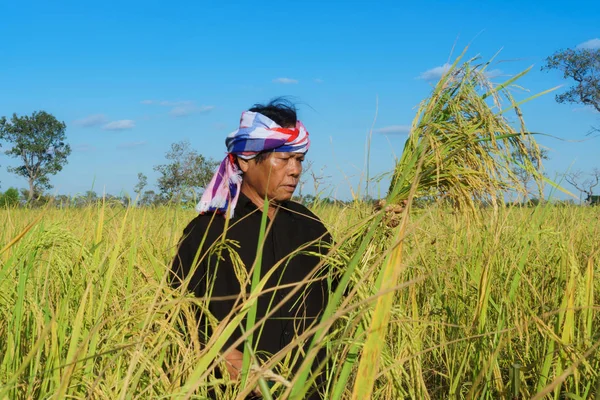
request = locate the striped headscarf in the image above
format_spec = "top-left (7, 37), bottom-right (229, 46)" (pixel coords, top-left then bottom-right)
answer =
top-left (196, 111), bottom-right (310, 217)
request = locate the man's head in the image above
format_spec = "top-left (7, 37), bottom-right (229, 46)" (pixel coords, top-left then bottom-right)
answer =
top-left (196, 98), bottom-right (310, 217)
top-left (238, 99), bottom-right (304, 202)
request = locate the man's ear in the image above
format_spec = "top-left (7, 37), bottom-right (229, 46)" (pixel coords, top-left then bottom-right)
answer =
top-left (237, 157), bottom-right (250, 173)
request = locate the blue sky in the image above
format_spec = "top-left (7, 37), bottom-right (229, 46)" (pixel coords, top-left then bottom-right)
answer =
top-left (0, 0), bottom-right (599, 200)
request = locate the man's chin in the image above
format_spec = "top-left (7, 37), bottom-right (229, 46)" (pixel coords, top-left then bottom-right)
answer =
top-left (275, 192), bottom-right (294, 202)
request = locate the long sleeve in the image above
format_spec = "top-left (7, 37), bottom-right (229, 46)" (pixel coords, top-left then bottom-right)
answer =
top-left (170, 215), bottom-right (245, 349)
top-left (170, 217), bottom-right (208, 297)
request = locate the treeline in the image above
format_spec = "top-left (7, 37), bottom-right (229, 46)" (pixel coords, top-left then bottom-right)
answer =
top-left (0, 187), bottom-right (586, 210)
top-left (0, 187), bottom-right (356, 209)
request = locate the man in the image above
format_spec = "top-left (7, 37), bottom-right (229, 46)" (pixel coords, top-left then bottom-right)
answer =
top-left (171, 99), bottom-right (333, 399)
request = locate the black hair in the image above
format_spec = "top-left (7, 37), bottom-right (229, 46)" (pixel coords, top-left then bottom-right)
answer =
top-left (249, 97), bottom-right (297, 127)
top-left (248, 97), bottom-right (298, 163)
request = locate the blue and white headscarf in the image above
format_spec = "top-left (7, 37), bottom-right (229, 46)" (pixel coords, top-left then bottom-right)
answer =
top-left (196, 111), bottom-right (310, 217)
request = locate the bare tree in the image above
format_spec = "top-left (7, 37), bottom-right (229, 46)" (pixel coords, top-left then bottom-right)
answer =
top-left (134, 172), bottom-right (147, 194)
top-left (296, 160), bottom-right (313, 200)
top-left (564, 168), bottom-right (600, 204)
top-left (511, 145), bottom-right (549, 201)
top-left (310, 164), bottom-right (330, 200)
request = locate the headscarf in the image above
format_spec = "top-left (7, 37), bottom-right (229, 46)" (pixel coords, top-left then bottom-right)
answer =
top-left (196, 111), bottom-right (310, 217)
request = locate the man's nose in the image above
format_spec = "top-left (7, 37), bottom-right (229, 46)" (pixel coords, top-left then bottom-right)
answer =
top-left (289, 159), bottom-right (302, 177)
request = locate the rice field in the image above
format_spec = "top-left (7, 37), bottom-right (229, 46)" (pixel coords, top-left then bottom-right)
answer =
top-left (2, 53), bottom-right (599, 399)
top-left (0, 202), bottom-right (599, 399)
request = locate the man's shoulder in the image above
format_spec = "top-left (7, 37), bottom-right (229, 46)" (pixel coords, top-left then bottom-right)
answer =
top-left (183, 212), bottom-right (226, 236)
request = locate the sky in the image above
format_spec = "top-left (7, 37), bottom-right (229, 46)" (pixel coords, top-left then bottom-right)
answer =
top-left (0, 0), bottom-right (599, 201)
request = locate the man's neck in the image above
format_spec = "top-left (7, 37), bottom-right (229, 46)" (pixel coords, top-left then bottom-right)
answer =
top-left (240, 183), bottom-right (278, 220)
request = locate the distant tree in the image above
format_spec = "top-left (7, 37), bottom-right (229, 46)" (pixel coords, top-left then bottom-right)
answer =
top-left (296, 160), bottom-right (314, 201)
top-left (511, 144), bottom-right (549, 200)
top-left (153, 140), bottom-right (218, 203)
top-left (54, 194), bottom-right (71, 208)
top-left (103, 193), bottom-right (124, 207)
top-left (564, 168), bottom-right (600, 204)
top-left (18, 187), bottom-right (49, 206)
top-left (302, 194), bottom-right (316, 207)
top-left (19, 188), bottom-right (30, 200)
top-left (0, 111), bottom-right (71, 201)
top-left (84, 190), bottom-right (98, 205)
top-left (120, 194), bottom-right (133, 208)
top-left (0, 188), bottom-right (20, 207)
top-left (140, 190), bottom-right (159, 207)
top-left (554, 199), bottom-right (575, 207)
top-left (134, 173), bottom-right (148, 198)
top-left (542, 47), bottom-right (600, 130)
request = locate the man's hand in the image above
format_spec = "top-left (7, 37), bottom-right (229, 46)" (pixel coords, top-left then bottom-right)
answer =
top-left (223, 348), bottom-right (244, 380)
top-left (223, 348), bottom-right (263, 397)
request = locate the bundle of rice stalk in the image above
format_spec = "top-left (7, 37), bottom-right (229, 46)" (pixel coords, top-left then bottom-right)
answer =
top-left (351, 50), bottom-right (557, 400)
top-left (387, 50), bottom-right (551, 210)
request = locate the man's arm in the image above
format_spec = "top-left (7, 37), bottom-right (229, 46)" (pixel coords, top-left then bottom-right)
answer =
top-left (171, 217), bottom-right (251, 381)
top-left (170, 217), bottom-right (208, 295)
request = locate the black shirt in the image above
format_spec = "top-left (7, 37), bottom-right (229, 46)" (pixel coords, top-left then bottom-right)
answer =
top-left (171, 193), bottom-right (333, 358)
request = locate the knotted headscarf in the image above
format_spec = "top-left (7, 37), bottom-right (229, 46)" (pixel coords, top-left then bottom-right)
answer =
top-left (196, 111), bottom-right (310, 217)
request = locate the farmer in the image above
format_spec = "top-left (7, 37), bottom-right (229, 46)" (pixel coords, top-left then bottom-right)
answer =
top-left (170, 99), bottom-right (333, 399)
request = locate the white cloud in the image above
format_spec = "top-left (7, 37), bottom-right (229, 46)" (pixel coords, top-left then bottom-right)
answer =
top-left (141, 99), bottom-right (214, 117)
top-left (117, 141), bottom-right (147, 149)
top-left (158, 100), bottom-right (192, 107)
top-left (73, 143), bottom-right (96, 152)
top-left (169, 104), bottom-right (215, 117)
top-left (314, 78), bottom-right (324, 84)
top-left (375, 125), bottom-right (411, 134)
top-left (72, 114), bottom-right (108, 128)
top-left (273, 77), bottom-right (299, 84)
top-left (103, 120), bottom-right (135, 131)
top-left (576, 38), bottom-right (600, 50)
top-left (419, 64), bottom-right (503, 81)
top-left (485, 69), bottom-right (504, 79)
top-left (419, 63), bottom-right (451, 80)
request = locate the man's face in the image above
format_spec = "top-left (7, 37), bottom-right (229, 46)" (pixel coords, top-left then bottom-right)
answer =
top-left (240, 152), bottom-right (304, 202)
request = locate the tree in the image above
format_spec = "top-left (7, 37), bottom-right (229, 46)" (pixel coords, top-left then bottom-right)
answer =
top-left (0, 188), bottom-right (20, 207)
top-left (134, 173), bottom-right (148, 197)
top-left (0, 111), bottom-right (71, 201)
top-left (564, 168), bottom-right (600, 204)
top-left (543, 48), bottom-right (600, 130)
top-left (511, 144), bottom-right (549, 200)
top-left (54, 194), bottom-right (71, 208)
top-left (140, 190), bottom-right (159, 207)
top-left (120, 195), bottom-right (133, 208)
top-left (84, 190), bottom-right (98, 205)
top-left (153, 140), bottom-right (218, 203)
